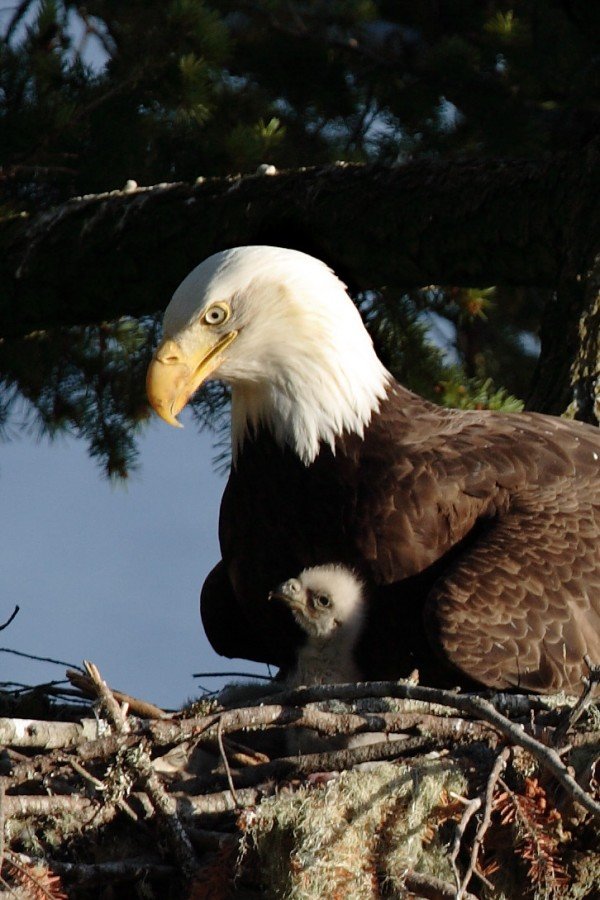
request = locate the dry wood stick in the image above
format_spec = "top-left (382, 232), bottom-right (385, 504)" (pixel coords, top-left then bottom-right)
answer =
top-left (67, 757), bottom-right (139, 823)
top-left (404, 868), bottom-right (478, 900)
top-left (450, 794), bottom-right (481, 888)
top-left (83, 659), bottom-right (200, 879)
top-left (67, 670), bottom-right (168, 719)
top-left (83, 661), bottom-right (129, 729)
top-left (175, 783), bottom-right (274, 815)
top-left (221, 736), bottom-right (270, 766)
top-left (6, 732), bottom-right (137, 785)
top-left (148, 702), bottom-right (465, 746)
top-left (4, 793), bottom-right (119, 826)
top-left (186, 735), bottom-right (437, 795)
top-left (0, 782), bottom-right (4, 879)
top-left (216, 717), bottom-right (240, 808)
top-left (457, 747), bottom-right (510, 898)
top-left (0, 716), bottom-right (101, 749)
top-left (237, 680), bottom-right (576, 714)
top-left (552, 658), bottom-right (600, 748)
top-left (3, 784), bottom-right (271, 821)
top-left (10, 851), bottom-right (174, 886)
top-left (0, 606), bottom-right (19, 632)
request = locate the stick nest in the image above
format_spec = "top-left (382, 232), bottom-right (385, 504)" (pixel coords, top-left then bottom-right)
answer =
top-left (1, 664), bottom-right (599, 899)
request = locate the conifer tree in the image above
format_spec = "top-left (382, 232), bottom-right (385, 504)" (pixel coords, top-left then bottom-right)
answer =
top-left (1, 1), bottom-right (598, 474)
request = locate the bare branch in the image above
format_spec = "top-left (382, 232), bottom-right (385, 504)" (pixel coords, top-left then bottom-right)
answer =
top-left (216, 717), bottom-right (240, 808)
top-left (0, 606), bottom-right (19, 632)
top-left (405, 868), bottom-right (479, 900)
top-left (67, 669), bottom-right (168, 719)
top-left (0, 647), bottom-right (83, 671)
top-left (457, 747), bottom-right (510, 897)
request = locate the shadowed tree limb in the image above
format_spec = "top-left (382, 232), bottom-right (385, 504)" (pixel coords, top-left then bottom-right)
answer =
top-left (2, 144), bottom-right (598, 415)
top-left (0, 151), bottom-right (595, 336)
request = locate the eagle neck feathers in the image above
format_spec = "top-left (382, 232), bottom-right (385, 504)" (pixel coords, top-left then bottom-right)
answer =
top-left (230, 331), bottom-right (391, 466)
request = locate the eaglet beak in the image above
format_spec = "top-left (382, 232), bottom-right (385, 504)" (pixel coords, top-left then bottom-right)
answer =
top-left (268, 578), bottom-right (304, 609)
top-left (146, 330), bottom-right (238, 427)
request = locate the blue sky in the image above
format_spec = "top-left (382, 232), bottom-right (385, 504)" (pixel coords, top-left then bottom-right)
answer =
top-left (1, 413), bottom-right (268, 710)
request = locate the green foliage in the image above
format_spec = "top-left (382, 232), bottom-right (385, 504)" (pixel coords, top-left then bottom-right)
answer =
top-left (436, 372), bottom-right (525, 412)
top-left (3, 0), bottom-right (598, 206)
top-left (0, 318), bottom-right (159, 478)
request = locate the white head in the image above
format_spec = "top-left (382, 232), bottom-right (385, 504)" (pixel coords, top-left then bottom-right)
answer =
top-left (146, 246), bottom-right (390, 464)
top-left (269, 564), bottom-right (366, 643)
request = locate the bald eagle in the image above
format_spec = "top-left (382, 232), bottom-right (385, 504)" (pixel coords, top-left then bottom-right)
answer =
top-left (269, 565), bottom-right (366, 686)
top-left (146, 246), bottom-right (600, 692)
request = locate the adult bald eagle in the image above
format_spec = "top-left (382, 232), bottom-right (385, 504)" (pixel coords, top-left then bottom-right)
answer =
top-left (146, 246), bottom-right (600, 693)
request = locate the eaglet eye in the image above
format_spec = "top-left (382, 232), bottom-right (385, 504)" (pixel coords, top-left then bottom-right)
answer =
top-left (203, 303), bottom-right (230, 326)
top-left (315, 594), bottom-right (331, 608)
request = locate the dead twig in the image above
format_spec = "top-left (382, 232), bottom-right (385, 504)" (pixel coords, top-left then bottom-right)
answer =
top-left (0, 781), bottom-right (4, 879)
top-left (9, 851), bottom-right (174, 887)
top-left (4, 793), bottom-right (119, 826)
top-left (186, 734), bottom-right (437, 795)
top-left (450, 794), bottom-right (481, 887)
top-left (262, 680), bottom-right (575, 717)
top-left (192, 671), bottom-right (273, 681)
top-left (0, 716), bottom-right (101, 749)
top-left (67, 757), bottom-right (139, 823)
top-left (553, 657), bottom-right (600, 748)
top-left (0, 647), bottom-right (83, 671)
top-left (67, 670), bottom-right (168, 719)
top-left (83, 660), bottom-right (129, 730)
top-left (456, 747), bottom-right (510, 898)
top-left (83, 659), bottom-right (200, 879)
top-left (0, 606), bottom-right (19, 632)
top-left (404, 868), bottom-right (478, 900)
top-left (216, 717), bottom-right (240, 808)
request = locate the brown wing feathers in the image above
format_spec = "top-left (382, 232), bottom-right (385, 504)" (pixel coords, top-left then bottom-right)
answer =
top-left (202, 382), bottom-right (600, 693)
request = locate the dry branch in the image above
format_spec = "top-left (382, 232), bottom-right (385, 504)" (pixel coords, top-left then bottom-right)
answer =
top-left (405, 869), bottom-right (478, 900)
top-left (82, 659), bottom-right (200, 880)
top-left (457, 747), bottom-right (510, 898)
top-left (10, 852), bottom-right (174, 887)
top-left (0, 717), bottom-right (101, 748)
top-left (67, 669), bottom-right (168, 719)
top-left (0, 607), bottom-right (19, 632)
top-left (2, 144), bottom-right (599, 341)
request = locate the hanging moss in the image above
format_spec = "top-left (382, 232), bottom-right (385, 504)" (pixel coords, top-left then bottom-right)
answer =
top-left (242, 758), bottom-right (466, 899)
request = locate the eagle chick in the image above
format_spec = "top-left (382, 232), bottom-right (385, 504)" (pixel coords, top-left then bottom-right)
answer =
top-left (269, 564), bottom-right (365, 688)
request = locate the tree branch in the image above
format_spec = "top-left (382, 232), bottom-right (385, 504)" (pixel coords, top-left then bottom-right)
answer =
top-left (1, 150), bottom-right (597, 339)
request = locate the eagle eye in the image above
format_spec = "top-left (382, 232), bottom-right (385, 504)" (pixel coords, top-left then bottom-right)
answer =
top-left (202, 303), bottom-right (231, 326)
top-left (315, 594), bottom-right (331, 608)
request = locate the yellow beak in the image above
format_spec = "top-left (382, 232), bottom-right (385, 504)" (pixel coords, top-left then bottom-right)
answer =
top-left (146, 330), bottom-right (238, 427)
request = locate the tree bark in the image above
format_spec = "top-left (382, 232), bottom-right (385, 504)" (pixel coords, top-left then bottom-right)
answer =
top-left (526, 139), bottom-right (600, 414)
top-left (569, 253), bottom-right (600, 424)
